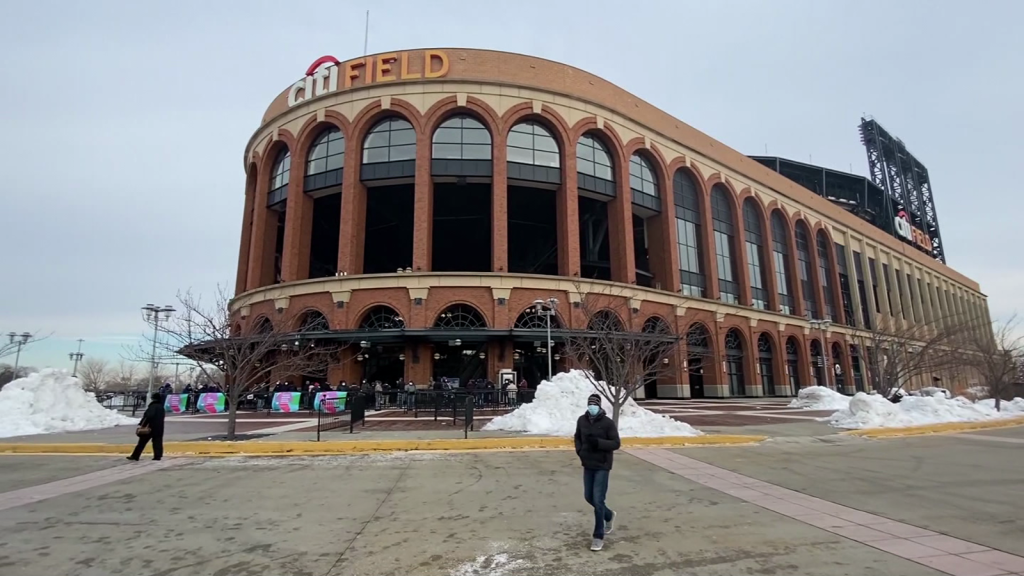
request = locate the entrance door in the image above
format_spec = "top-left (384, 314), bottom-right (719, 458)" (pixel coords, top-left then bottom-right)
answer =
top-left (688, 356), bottom-right (705, 398)
top-left (643, 378), bottom-right (658, 399)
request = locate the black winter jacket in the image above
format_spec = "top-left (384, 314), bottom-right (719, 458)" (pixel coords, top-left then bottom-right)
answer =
top-left (139, 401), bottom-right (166, 436)
top-left (574, 411), bottom-right (621, 470)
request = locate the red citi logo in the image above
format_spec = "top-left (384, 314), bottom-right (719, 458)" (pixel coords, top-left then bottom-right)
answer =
top-left (893, 211), bottom-right (932, 251)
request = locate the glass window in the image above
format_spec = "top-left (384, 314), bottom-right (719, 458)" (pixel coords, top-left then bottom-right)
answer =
top-left (711, 186), bottom-right (738, 304)
top-left (270, 149), bottom-right (291, 192)
top-left (743, 200), bottom-right (768, 310)
top-left (431, 115), bottom-right (492, 160)
top-left (835, 242), bottom-right (856, 327)
top-left (869, 258), bottom-right (880, 314)
top-left (853, 251), bottom-right (872, 329)
top-left (362, 118), bottom-right (416, 164)
top-left (770, 212), bottom-right (795, 315)
top-left (882, 263), bottom-right (894, 315)
top-left (576, 135), bottom-right (613, 181)
top-left (673, 170), bottom-right (705, 297)
top-left (507, 122), bottom-right (560, 167)
top-left (907, 272), bottom-right (919, 323)
top-left (816, 232), bottom-right (837, 321)
top-left (629, 154), bottom-right (658, 197)
top-left (306, 128), bottom-right (345, 176)
top-left (795, 223), bottom-right (818, 317)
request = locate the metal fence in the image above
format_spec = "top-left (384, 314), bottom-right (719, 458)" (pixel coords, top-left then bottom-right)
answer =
top-left (99, 393), bottom-right (146, 416)
top-left (349, 394), bottom-right (366, 433)
top-left (316, 397), bottom-right (348, 441)
top-left (407, 389), bottom-right (534, 420)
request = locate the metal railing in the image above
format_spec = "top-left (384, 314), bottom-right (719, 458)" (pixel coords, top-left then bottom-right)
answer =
top-left (408, 389), bottom-right (534, 420)
top-left (316, 397), bottom-right (348, 441)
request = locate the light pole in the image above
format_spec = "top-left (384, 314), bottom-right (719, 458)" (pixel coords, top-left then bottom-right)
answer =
top-left (808, 317), bottom-right (833, 389)
top-left (7, 332), bottom-right (32, 378)
top-left (142, 304), bottom-right (176, 399)
top-left (533, 298), bottom-right (558, 382)
top-left (68, 339), bottom-right (85, 377)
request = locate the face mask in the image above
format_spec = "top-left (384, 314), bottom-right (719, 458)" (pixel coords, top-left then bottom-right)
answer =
top-left (587, 405), bottom-right (600, 416)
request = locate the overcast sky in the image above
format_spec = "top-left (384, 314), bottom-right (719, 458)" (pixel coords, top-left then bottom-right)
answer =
top-left (2, 0), bottom-right (1021, 370)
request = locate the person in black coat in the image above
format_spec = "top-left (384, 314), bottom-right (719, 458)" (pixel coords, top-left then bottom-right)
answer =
top-left (574, 393), bottom-right (620, 551)
top-left (128, 392), bottom-right (166, 461)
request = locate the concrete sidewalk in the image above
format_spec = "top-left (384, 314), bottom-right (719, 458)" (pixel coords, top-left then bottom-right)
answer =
top-left (0, 451), bottom-right (940, 576)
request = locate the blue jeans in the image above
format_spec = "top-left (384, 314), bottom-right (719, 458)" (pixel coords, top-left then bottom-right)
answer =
top-left (583, 468), bottom-right (614, 539)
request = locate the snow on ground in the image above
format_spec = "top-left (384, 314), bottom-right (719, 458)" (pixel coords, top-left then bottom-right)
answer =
top-left (788, 386), bottom-right (851, 410)
top-left (0, 369), bottom-right (136, 438)
top-left (483, 370), bottom-right (702, 437)
top-left (828, 392), bottom-right (1024, 429)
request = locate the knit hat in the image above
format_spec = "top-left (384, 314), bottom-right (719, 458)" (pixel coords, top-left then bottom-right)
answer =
top-left (587, 394), bottom-right (602, 407)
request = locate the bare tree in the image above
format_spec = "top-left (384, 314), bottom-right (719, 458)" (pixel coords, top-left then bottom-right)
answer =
top-left (111, 360), bottom-right (140, 393)
top-left (559, 287), bottom-right (680, 424)
top-left (0, 364), bottom-right (35, 388)
top-left (139, 287), bottom-right (338, 439)
top-left (78, 358), bottom-right (110, 395)
top-left (860, 313), bottom-right (968, 398)
top-left (957, 315), bottom-right (1022, 411)
top-left (0, 333), bottom-right (47, 361)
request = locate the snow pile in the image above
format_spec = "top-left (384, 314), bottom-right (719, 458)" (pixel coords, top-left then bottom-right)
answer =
top-left (483, 370), bottom-right (702, 437)
top-left (911, 387), bottom-right (951, 399)
top-left (828, 392), bottom-right (1024, 429)
top-left (0, 369), bottom-right (136, 438)
top-left (788, 386), bottom-right (851, 410)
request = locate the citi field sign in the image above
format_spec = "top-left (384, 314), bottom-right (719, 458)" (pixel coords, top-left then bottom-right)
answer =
top-left (288, 51), bottom-right (451, 107)
top-left (893, 210), bottom-right (932, 252)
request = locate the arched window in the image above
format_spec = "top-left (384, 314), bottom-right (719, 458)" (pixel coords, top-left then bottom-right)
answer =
top-left (809, 339), bottom-right (824, 387)
top-left (305, 128), bottom-right (345, 191)
top-left (629, 154), bottom-right (658, 198)
top-left (432, 115), bottom-right (491, 160)
top-left (785, 336), bottom-right (800, 393)
top-left (795, 222), bottom-right (819, 318)
top-left (507, 121), bottom-right (559, 167)
top-left (298, 310), bottom-right (329, 332)
top-left (576, 134), bottom-right (613, 181)
top-left (725, 329), bottom-right (745, 396)
top-left (433, 304), bottom-right (487, 329)
top-left (358, 306), bottom-right (405, 330)
top-left (362, 118), bottom-right (416, 164)
top-left (588, 309), bottom-right (624, 332)
top-left (642, 316), bottom-right (672, 335)
top-left (514, 307), bottom-right (563, 330)
top-left (711, 185), bottom-right (739, 304)
top-left (816, 231), bottom-right (837, 321)
top-left (252, 316), bottom-right (274, 335)
top-left (686, 323), bottom-right (711, 397)
top-left (674, 170), bottom-right (706, 298)
top-left (757, 333), bottom-right (775, 396)
top-left (268, 149), bottom-right (291, 205)
top-left (831, 342), bottom-right (844, 392)
top-left (743, 199), bottom-right (769, 310)
top-left (771, 212), bottom-right (795, 315)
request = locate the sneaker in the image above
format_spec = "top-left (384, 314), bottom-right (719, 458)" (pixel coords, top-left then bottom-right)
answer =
top-left (605, 510), bottom-right (616, 534)
top-left (125, 457), bottom-right (138, 461)
top-left (590, 538), bottom-right (604, 551)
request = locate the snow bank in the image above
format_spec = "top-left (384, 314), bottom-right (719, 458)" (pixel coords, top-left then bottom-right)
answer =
top-left (483, 370), bottom-right (702, 437)
top-left (0, 369), bottom-right (136, 438)
top-left (828, 392), bottom-right (1024, 429)
top-left (788, 386), bottom-right (851, 410)
top-left (911, 387), bottom-right (951, 399)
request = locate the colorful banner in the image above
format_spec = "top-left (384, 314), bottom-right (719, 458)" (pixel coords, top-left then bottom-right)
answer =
top-left (314, 391), bottom-right (347, 412)
top-left (163, 394), bottom-right (190, 414)
top-left (196, 393), bottom-right (226, 414)
top-left (271, 391), bottom-right (301, 412)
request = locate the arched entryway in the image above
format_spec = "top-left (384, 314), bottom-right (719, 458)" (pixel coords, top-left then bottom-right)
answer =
top-left (785, 336), bottom-right (801, 393)
top-left (641, 316), bottom-right (672, 399)
top-left (724, 328), bottom-right (746, 397)
top-left (431, 304), bottom-right (488, 384)
top-left (357, 305), bottom-right (406, 384)
top-left (810, 339), bottom-right (825, 387)
top-left (757, 333), bottom-right (775, 396)
top-left (831, 342), bottom-right (845, 392)
top-left (686, 323), bottom-right (711, 398)
top-left (512, 306), bottom-right (564, 387)
top-left (850, 344), bottom-right (865, 392)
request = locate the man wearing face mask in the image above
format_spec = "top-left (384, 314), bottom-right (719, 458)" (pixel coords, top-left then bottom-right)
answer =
top-left (574, 393), bottom-right (621, 551)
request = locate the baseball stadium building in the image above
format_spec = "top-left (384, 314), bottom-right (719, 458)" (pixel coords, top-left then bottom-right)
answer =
top-left (230, 48), bottom-right (991, 397)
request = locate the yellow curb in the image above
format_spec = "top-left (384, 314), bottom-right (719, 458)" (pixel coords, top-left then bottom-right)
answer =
top-left (842, 416), bottom-right (1024, 438)
top-left (0, 434), bottom-right (765, 456)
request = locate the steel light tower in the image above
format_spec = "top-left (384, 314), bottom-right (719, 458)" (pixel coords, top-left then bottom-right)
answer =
top-left (68, 339), bottom-right (85, 377)
top-left (533, 298), bottom-right (559, 382)
top-left (142, 304), bottom-right (176, 399)
top-left (7, 332), bottom-right (32, 378)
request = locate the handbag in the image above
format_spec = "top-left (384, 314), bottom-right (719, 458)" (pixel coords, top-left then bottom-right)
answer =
top-left (136, 425), bottom-right (151, 437)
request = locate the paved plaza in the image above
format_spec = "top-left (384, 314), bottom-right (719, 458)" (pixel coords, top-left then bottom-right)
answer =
top-left (1, 425), bottom-right (1023, 576)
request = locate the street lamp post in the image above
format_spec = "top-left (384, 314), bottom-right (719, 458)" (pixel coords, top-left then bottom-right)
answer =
top-left (142, 304), bottom-right (176, 400)
top-left (68, 339), bottom-right (85, 377)
top-left (7, 332), bottom-right (32, 378)
top-left (808, 317), bottom-right (833, 389)
top-left (533, 298), bottom-right (559, 382)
